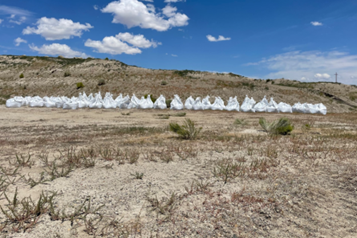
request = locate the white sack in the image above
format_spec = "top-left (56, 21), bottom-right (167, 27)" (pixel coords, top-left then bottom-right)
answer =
top-left (153, 95), bottom-right (167, 109)
top-left (202, 96), bottom-right (212, 110)
top-left (225, 96), bottom-right (240, 111)
top-left (211, 97), bottom-right (225, 110)
top-left (184, 96), bottom-right (194, 110)
top-left (193, 97), bottom-right (203, 110)
top-left (278, 102), bottom-right (292, 113)
top-left (170, 95), bottom-right (184, 110)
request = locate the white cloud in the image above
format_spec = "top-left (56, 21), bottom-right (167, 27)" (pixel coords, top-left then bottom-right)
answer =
top-left (146, 4), bottom-right (155, 13)
top-left (85, 32), bottom-right (160, 55)
top-left (116, 32), bottom-right (161, 48)
top-left (14, 37), bottom-right (27, 46)
top-left (23, 17), bottom-right (93, 40)
top-left (101, 0), bottom-right (189, 31)
top-left (93, 5), bottom-right (99, 10)
top-left (171, 54), bottom-right (177, 57)
top-left (9, 16), bottom-right (26, 25)
top-left (0, 5), bottom-right (32, 17)
top-left (314, 73), bottom-right (330, 79)
top-left (85, 38), bottom-right (141, 55)
top-left (142, 0), bottom-right (153, 2)
top-left (162, 5), bottom-right (177, 17)
top-left (0, 19), bottom-right (3, 24)
top-left (164, 0), bottom-right (186, 2)
top-left (246, 50), bottom-right (357, 84)
top-left (311, 21), bottom-right (322, 26)
top-left (206, 35), bottom-right (231, 42)
top-left (29, 43), bottom-right (89, 58)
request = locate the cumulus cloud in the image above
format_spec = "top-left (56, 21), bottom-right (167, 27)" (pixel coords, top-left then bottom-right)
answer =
top-left (14, 37), bottom-right (27, 46)
top-left (23, 17), bottom-right (93, 40)
top-left (311, 21), bottom-right (322, 26)
top-left (206, 35), bottom-right (231, 42)
top-left (29, 43), bottom-right (89, 58)
top-left (246, 50), bottom-right (357, 84)
top-left (85, 32), bottom-right (160, 55)
top-left (116, 32), bottom-right (161, 48)
top-left (101, 0), bottom-right (189, 31)
top-left (0, 19), bottom-right (3, 24)
top-left (162, 5), bottom-right (177, 17)
top-left (314, 73), bottom-right (330, 79)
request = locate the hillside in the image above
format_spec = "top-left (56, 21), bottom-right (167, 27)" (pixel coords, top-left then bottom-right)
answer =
top-left (1, 55), bottom-right (357, 113)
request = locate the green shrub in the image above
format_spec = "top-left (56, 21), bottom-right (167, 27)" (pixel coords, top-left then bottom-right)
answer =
top-left (169, 118), bottom-right (202, 140)
top-left (144, 94), bottom-right (157, 103)
top-left (76, 82), bottom-right (84, 89)
top-left (64, 72), bottom-right (71, 77)
top-left (105, 57), bottom-right (109, 60)
top-left (265, 86), bottom-right (269, 90)
top-left (19, 73), bottom-right (24, 78)
top-left (166, 99), bottom-right (172, 108)
top-left (259, 117), bottom-right (294, 135)
top-left (161, 81), bottom-right (167, 85)
top-left (98, 79), bottom-right (105, 86)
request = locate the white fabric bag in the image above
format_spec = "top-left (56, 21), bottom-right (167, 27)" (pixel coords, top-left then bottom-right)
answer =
top-left (170, 95), bottom-right (184, 110)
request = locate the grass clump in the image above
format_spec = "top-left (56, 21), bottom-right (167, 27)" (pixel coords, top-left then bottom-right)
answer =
top-left (64, 72), bottom-right (71, 77)
top-left (19, 73), bottom-right (24, 78)
top-left (234, 118), bottom-right (248, 127)
top-left (259, 117), bottom-right (294, 135)
top-left (161, 81), bottom-right (167, 86)
top-left (76, 82), bottom-right (84, 89)
top-left (171, 112), bottom-right (186, 117)
top-left (169, 118), bottom-right (202, 140)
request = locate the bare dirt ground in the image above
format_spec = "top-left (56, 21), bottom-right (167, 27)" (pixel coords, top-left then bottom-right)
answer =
top-left (0, 106), bottom-right (356, 237)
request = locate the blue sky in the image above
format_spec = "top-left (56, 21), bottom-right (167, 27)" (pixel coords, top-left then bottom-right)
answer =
top-left (1, 0), bottom-right (357, 84)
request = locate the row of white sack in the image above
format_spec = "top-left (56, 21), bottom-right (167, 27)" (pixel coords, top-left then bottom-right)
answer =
top-left (5, 92), bottom-right (327, 114)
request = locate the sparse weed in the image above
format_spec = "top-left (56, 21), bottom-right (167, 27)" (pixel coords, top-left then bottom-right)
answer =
top-left (259, 117), bottom-right (294, 135)
top-left (131, 172), bottom-right (144, 180)
top-left (234, 118), bottom-right (248, 127)
top-left (212, 158), bottom-right (246, 184)
top-left (169, 118), bottom-right (202, 140)
top-left (9, 153), bottom-right (34, 168)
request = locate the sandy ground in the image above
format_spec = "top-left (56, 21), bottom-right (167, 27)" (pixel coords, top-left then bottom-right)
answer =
top-left (0, 106), bottom-right (356, 237)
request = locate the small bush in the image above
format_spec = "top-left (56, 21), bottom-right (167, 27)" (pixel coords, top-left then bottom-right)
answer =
top-left (161, 81), bottom-right (167, 85)
top-left (144, 94), bottom-right (157, 103)
top-left (169, 118), bottom-right (202, 140)
top-left (64, 72), bottom-right (71, 77)
top-left (98, 79), bottom-right (105, 86)
top-left (265, 86), bottom-right (269, 90)
top-left (76, 82), bottom-right (84, 89)
top-left (19, 73), bottom-right (24, 78)
top-left (259, 117), bottom-right (294, 135)
top-left (166, 99), bottom-right (172, 108)
top-left (105, 57), bottom-right (109, 60)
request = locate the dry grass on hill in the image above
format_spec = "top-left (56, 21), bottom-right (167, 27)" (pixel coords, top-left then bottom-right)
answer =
top-left (1, 55), bottom-right (357, 113)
